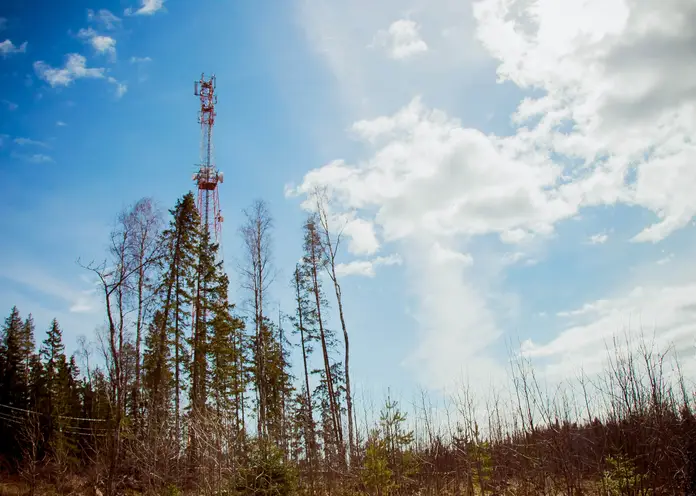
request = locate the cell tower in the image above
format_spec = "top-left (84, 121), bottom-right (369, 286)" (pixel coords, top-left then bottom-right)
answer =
top-left (193, 73), bottom-right (224, 246)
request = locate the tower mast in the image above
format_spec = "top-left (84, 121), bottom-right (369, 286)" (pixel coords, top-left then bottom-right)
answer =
top-left (193, 73), bottom-right (224, 246)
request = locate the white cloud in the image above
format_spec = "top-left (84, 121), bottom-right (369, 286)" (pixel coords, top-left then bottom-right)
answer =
top-left (14, 137), bottom-right (48, 148)
top-left (342, 217), bottom-right (380, 255)
top-left (500, 228), bottom-right (534, 245)
top-left (474, 0), bottom-right (696, 244)
top-left (299, 0), bottom-right (486, 118)
top-left (130, 56), bottom-right (152, 63)
top-left (0, 39), bottom-right (27, 56)
top-left (335, 254), bottom-right (402, 277)
top-left (524, 282), bottom-right (696, 380)
top-left (78, 28), bottom-right (116, 56)
top-left (374, 19), bottom-right (428, 60)
top-left (10, 152), bottom-right (54, 164)
top-left (56, 121), bottom-right (67, 127)
top-left (108, 77), bottom-right (128, 98)
top-left (432, 242), bottom-right (473, 267)
top-left (125, 0), bottom-right (166, 16)
top-left (87, 9), bottom-right (121, 30)
top-left (0, 263), bottom-right (99, 315)
top-left (295, 0), bottom-right (696, 395)
top-left (290, 97), bottom-right (572, 390)
top-left (589, 232), bottom-right (608, 245)
top-left (657, 253), bottom-right (674, 266)
top-left (291, 97), bottom-right (574, 243)
top-left (34, 54), bottom-right (105, 87)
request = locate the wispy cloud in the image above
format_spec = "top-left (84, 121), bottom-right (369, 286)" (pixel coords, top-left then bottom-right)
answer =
top-left (11, 152), bottom-right (54, 164)
top-left (107, 77), bottom-right (128, 98)
top-left (373, 19), bottom-right (428, 60)
top-left (335, 254), bottom-right (402, 277)
top-left (0, 263), bottom-right (99, 315)
top-left (87, 9), bottom-right (121, 30)
top-left (56, 121), bottom-right (67, 127)
top-left (77, 28), bottom-right (116, 57)
top-left (1, 99), bottom-right (18, 111)
top-left (0, 39), bottom-right (27, 57)
top-left (125, 0), bottom-right (166, 16)
top-left (14, 137), bottom-right (49, 148)
top-left (129, 56), bottom-right (152, 63)
top-left (34, 54), bottom-right (105, 87)
top-left (589, 232), bottom-right (609, 245)
top-left (657, 253), bottom-right (674, 266)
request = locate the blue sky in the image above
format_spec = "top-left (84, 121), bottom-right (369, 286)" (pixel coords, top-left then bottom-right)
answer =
top-left (1, 0), bottom-right (696, 407)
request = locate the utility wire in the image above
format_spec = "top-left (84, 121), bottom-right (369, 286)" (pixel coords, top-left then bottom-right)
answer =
top-left (0, 402), bottom-right (108, 423)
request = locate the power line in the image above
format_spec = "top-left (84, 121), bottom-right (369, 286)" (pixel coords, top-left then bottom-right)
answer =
top-left (0, 403), bottom-right (108, 423)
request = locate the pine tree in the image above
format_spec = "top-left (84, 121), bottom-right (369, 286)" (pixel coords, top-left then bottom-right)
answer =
top-left (291, 264), bottom-right (318, 469)
top-left (303, 215), bottom-right (343, 455)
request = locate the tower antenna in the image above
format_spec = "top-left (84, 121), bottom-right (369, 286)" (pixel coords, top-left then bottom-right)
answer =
top-left (192, 73), bottom-right (224, 247)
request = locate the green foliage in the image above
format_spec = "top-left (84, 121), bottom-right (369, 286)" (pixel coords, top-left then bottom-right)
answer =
top-left (602, 455), bottom-right (647, 496)
top-left (361, 435), bottom-right (394, 496)
top-left (235, 442), bottom-right (297, 496)
top-left (164, 484), bottom-right (182, 496)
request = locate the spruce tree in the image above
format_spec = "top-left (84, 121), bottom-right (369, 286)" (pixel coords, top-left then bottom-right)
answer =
top-left (155, 192), bottom-right (200, 445)
top-left (39, 319), bottom-right (71, 460)
top-left (0, 306), bottom-right (31, 461)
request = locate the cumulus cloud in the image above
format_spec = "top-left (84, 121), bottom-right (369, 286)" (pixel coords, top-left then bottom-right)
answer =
top-left (78, 27), bottom-right (116, 57)
top-left (374, 19), bottom-right (428, 60)
top-left (87, 9), bottom-right (121, 30)
top-left (34, 54), bottom-right (105, 87)
top-left (342, 218), bottom-right (380, 255)
top-left (474, 0), bottom-right (696, 244)
top-left (289, 96), bottom-right (571, 389)
top-left (295, 0), bottom-right (696, 394)
top-left (125, 0), bottom-right (166, 16)
top-left (0, 39), bottom-right (27, 56)
top-left (335, 254), bottom-right (402, 277)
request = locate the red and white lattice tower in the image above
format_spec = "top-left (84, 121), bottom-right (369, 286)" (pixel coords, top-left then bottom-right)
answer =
top-left (192, 74), bottom-right (224, 246)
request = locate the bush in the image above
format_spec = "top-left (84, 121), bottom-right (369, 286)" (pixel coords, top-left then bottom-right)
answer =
top-left (235, 442), bottom-right (297, 496)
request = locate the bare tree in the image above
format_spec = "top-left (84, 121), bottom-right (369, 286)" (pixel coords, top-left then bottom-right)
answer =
top-left (238, 199), bottom-right (275, 440)
top-left (79, 200), bottom-right (162, 496)
top-left (19, 412), bottom-right (44, 496)
top-left (123, 198), bottom-right (163, 421)
top-left (311, 186), bottom-right (355, 465)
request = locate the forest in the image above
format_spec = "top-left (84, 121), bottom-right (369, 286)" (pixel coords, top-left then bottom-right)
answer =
top-left (0, 189), bottom-right (695, 496)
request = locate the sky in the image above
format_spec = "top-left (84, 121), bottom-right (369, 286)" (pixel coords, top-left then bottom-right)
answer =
top-left (1, 0), bottom-right (695, 410)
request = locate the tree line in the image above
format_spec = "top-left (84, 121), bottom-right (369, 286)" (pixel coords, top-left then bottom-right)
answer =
top-left (0, 190), bottom-right (695, 495)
